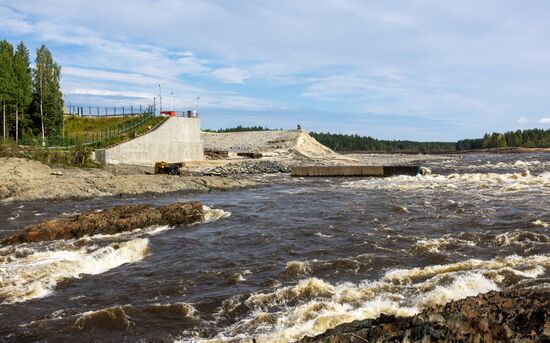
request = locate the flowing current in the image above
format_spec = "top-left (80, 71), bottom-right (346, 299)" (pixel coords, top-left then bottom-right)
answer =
top-left (0, 153), bottom-right (549, 342)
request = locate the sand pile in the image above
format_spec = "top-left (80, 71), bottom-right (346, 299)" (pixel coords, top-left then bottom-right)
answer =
top-left (202, 130), bottom-right (335, 159)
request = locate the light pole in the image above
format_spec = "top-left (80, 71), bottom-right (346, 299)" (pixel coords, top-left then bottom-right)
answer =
top-left (158, 84), bottom-right (162, 113)
top-left (170, 91), bottom-right (173, 111)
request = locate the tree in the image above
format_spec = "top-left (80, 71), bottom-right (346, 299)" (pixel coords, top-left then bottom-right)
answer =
top-left (0, 40), bottom-right (15, 140)
top-left (12, 42), bottom-right (32, 142)
top-left (32, 45), bottom-right (63, 144)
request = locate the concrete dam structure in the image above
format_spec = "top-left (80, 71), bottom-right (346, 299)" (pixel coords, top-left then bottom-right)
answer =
top-left (95, 117), bottom-right (203, 165)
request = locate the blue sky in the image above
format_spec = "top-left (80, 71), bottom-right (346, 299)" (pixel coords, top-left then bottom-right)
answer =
top-left (1, 0), bottom-right (550, 140)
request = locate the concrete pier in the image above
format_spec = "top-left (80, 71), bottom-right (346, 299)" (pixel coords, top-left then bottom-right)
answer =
top-left (291, 165), bottom-right (422, 177)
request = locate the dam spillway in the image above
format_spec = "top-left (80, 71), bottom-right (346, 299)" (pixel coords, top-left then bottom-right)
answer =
top-left (291, 165), bottom-right (422, 177)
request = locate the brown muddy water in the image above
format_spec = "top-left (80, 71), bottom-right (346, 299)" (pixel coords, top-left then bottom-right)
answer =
top-left (0, 153), bottom-right (549, 342)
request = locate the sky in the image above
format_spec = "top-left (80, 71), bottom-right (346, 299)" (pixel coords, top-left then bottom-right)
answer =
top-left (1, 0), bottom-right (550, 141)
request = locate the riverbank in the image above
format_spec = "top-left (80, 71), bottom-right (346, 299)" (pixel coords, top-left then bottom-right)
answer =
top-left (0, 157), bottom-right (257, 202)
top-left (301, 287), bottom-right (549, 342)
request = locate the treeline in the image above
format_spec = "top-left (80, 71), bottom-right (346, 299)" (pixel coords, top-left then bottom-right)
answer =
top-left (474, 129), bottom-right (549, 149)
top-left (0, 40), bottom-right (63, 143)
top-left (310, 132), bottom-right (456, 153)
top-left (205, 126), bottom-right (550, 152)
top-left (313, 128), bottom-right (550, 152)
top-left (203, 125), bottom-right (273, 133)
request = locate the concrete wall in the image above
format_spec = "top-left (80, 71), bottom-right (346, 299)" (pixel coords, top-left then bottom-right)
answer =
top-left (95, 117), bottom-right (203, 165)
top-left (291, 165), bottom-right (421, 177)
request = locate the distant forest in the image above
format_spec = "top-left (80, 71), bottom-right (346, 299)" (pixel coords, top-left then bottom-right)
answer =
top-left (313, 128), bottom-right (550, 152)
top-left (203, 125), bottom-right (272, 133)
top-left (206, 126), bottom-right (550, 152)
top-left (310, 132), bottom-right (456, 153)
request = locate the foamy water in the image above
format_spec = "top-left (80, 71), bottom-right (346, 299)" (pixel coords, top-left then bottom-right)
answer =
top-left (0, 238), bottom-right (149, 304)
top-left (0, 153), bottom-right (548, 342)
top-left (0, 206), bottom-right (230, 305)
top-left (203, 254), bottom-right (547, 342)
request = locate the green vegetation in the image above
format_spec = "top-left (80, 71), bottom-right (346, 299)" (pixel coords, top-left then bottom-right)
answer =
top-left (481, 129), bottom-right (550, 148)
top-left (38, 114), bottom-right (165, 149)
top-left (0, 40), bottom-right (63, 143)
top-left (0, 139), bottom-right (97, 167)
top-left (203, 125), bottom-right (272, 133)
top-left (310, 132), bottom-right (456, 153)
top-left (313, 129), bottom-right (550, 152)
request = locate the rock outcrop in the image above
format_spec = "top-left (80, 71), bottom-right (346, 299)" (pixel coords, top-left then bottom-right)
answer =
top-left (2, 202), bottom-right (204, 244)
top-left (300, 288), bottom-right (549, 343)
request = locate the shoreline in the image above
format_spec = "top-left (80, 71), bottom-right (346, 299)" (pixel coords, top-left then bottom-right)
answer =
top-left (300, 287), bottom-right (549, 342)
top-left (0, 157), bottom-right (258, 203)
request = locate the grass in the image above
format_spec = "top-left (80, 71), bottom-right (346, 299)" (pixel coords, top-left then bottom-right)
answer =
top-left (59, 115), bottom-right (166, 148)
top-left (0, 139), bottom-right (99, 167)
top-left (4, 115), bottom-right (166, 167)
top-left (64, 115), bottom-right (138, 138)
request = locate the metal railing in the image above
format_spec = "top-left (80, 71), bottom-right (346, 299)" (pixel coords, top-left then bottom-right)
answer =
top-left (20, 108), bottom-right (160, 148)
top-left (66, 105), bottom-right (150, 117)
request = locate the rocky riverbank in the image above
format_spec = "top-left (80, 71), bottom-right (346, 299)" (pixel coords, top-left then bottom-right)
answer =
top-left (0, 158), bottom-right (257, 202)
top-left (300, 288), bottom-right (549, 343)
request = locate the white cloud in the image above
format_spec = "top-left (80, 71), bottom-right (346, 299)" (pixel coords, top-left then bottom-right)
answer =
top-left (0, 6), bottom-right (33, 34)
top-left (210, 67), bottom-right (250, 84)
top-left (67, 89), bottom-right (153, 99)
top-left (3, 0), bottom-right (550, 139)
top-left (538, 117), bottom-right (550, 124)
top-left (517, 117), bottom-right (530, 123)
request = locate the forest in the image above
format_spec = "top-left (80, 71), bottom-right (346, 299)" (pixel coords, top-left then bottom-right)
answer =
top-left (0, 40), bottom-right (63, 144)
top-left (211, 126), bottom-right (550, 152)
top-left (313, 129), bottom-right (550, 152)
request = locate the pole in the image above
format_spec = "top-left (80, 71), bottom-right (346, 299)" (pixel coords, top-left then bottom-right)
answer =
top-left (158, 84), bottom-right (162, 113)
top-left (39, 60), bottom-right (45, 146)
top-left (15, 107), bottom-right (19, 143)
top-left (170, 91), bottom-right (173, 111)
top-left (195, 96), bottom-right (200, 115)
top-left (2, 99), bottom-right (5, 141)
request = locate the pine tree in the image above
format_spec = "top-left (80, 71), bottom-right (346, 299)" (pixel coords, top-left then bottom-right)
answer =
top-left (0, 40), bottom-right (15, 140)
top-left (33, 45), bottom-right (63, 144)
top-left (12, 42), bottom-right (33, 142)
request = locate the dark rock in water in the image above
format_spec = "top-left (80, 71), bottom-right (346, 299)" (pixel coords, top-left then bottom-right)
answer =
top-left (299, 288), bottom-right (549, 343)
top-left (2, 202), bottom-right (204, 244)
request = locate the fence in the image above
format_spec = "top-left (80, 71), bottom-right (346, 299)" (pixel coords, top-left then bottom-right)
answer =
top-left (20, 111), bottom-right (161, 148)
top-left (66, 105), bottom-right (152, 117)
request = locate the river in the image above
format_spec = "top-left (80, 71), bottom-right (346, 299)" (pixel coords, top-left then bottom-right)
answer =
top-left (0, 153), bottom-right (549, 342)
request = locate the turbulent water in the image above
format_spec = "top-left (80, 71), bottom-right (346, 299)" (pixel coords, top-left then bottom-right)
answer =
top-left (0, 153), bottom-right (549, 342)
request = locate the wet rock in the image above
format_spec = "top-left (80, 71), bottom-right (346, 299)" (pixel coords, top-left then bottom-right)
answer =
top-left (300, 288), bottom-right (549, 343)
top-left (1, 202), bottom-right (204, 244)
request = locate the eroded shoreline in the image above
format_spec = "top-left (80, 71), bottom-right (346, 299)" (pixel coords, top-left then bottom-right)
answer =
top-left (0, 157), bottom-right (258, 202)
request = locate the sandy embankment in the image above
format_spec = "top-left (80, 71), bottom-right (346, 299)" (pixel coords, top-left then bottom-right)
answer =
top-left (0, 158), bottom-right (256, 202)
top-left (200, 130), bottom-right (455, 171)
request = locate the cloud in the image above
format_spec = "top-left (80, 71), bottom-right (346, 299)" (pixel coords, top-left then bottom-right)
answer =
top-left (3, 1), bottom-right (550, 140)
top-left (517, 117), bottom-right (530, 123)
top-left (210, 67), bottom-right (250, 84)
top-left (0, 6), bottom-right (33, 34)
top-left (67, 89), bottom-right (153, 99)
top-left (538, 117), bottom-right (550, 124)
